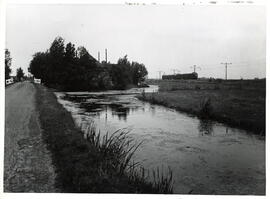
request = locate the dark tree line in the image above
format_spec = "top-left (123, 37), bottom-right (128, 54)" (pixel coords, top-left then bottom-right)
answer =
top-left (16, 67), bottom-right (25, 81)
top-left (28, 37), bottom-right (148, 91)
top-left (5, 49), bottom-right (12, 79)
top-left (5, 49), bottom-right (26, 82)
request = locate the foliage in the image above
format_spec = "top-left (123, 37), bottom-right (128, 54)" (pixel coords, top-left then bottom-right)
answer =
top-left (84, 124), bottom-right (173, 193)
top-left (138, 86), bottom-right (265, 135)
top-left (16, 67), bottom-right (25, 81)
top-left (199, 97), bottom-right (213, 118)
top-left (105, 55), bottom-right (148, 89)
top-left (5, 49), bottom-right (12, 79)
top-left (29, 37), bottom-right (148, 91)
top-left (131, 61), bottom-right (148, 85)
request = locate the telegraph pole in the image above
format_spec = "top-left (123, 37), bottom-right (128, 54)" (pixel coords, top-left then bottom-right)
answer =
top-left (191, 65), bottom-right (201, 73)
top-left (171, 69), bottom-right (180, 75)
top-left (98, 51), bottom-right (100, 62)
top-left (221, 62), bottom-right (232, 80)
top-left (157, 71), bottom-right (164, 79)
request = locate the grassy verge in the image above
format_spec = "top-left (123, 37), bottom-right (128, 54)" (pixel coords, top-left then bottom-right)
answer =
top-left (146, 79), bottom-right (266, 91)
top-left (138, 89), bottom-right (265, 135)
top-left (35, 84), bottom-right (173, 193)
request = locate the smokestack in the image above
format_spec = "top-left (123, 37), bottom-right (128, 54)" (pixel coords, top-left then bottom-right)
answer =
top-left (105, 48), bottom-right (107, 63)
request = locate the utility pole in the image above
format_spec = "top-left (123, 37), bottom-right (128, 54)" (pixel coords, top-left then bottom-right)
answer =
top-left (98, 51), bottom-right (100, 62)
top-left (157, 71), bottom-right (164, 79)
top-left (105, 48), bottom-right (108, 63)
top-left (191, 65), bottom-right (201, 73)
top-left (171, 69), bottom-right (181, 75)
top-left (221, 62), bottom-right (232, 80)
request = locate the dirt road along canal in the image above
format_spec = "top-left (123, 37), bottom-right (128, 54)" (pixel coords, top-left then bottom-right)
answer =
top-left (4, 82), bottom-right (58, 192)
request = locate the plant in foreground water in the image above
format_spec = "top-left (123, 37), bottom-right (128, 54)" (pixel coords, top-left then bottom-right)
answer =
top-left (84, 124), bottom-right (174, 193)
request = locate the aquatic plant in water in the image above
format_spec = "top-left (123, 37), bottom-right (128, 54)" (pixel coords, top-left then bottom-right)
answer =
top-left (84, 124), bottom-right (174, 193)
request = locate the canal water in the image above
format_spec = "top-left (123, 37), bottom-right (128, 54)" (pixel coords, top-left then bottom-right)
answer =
top-left (54, 85), bottom-right (265, 194)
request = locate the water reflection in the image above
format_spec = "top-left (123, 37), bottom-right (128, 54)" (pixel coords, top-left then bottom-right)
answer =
top-left (198, 119), bottom-right (214, 136)
top-left (70, 96), bottom-right (142, 122)
top-left (150, 106), bottom-right (156, 116)
top-left (111, 105), bottom-right (129, 121)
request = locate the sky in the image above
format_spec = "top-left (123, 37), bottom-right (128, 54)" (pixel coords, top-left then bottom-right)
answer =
top-left (6, 3), bottom-right (266, 79)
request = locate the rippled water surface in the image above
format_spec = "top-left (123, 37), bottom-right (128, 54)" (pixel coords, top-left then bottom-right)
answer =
top-left (55, 85), bottom-right (265, 194)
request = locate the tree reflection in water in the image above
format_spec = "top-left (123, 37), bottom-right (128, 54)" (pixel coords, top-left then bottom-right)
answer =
top-left (198, 119), bottom-right (214, 136)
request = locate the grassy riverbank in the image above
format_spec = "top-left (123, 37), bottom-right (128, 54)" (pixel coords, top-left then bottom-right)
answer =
top-left (139, 80), bottom-right (265, 135)
top-left (35, 84), bottom-right (173, 193)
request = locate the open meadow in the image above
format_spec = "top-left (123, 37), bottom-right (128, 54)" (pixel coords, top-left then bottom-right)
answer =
top-left (142, 79), bottom-right (265, 134)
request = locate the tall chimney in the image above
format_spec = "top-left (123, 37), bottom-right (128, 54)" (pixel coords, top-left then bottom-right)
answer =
top-left (105, 48), bottom-right (107, 63)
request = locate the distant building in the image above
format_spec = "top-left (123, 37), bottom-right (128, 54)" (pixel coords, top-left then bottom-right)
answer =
top-left (34, 78), bottom-right (41, 84)
top-left (10, 76), bottom-right (17, 81)
top-left (5, 77), bottom-right (14, 85)
top-left (162, 72), bottom-right (198, 80)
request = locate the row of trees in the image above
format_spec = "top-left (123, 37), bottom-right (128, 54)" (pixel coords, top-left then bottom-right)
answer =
top-left (5, 49), bottom-right (12, 79)
top-left (28, 37), bottom-right (148, 91)
top-left (5, 49), bottom-right (25, 81)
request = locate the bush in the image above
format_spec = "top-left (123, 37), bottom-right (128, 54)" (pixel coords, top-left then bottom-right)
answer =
top-left (195, 85), bottom-right (201, 90)
top-left (199, 97), bottom-right (212, 118)
top-left (214, 85), bottom-right (220, 90)
top-left (84, 125), bottom-right (173, 193)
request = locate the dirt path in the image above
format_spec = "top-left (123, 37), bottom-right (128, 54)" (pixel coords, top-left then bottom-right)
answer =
top-left (4, 82), bottom-right (58, 192)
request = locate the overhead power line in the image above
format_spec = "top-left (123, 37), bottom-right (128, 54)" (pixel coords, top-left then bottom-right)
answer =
top-left (190, 65), bottom-right (201, 73)
top-left (171, 69), bottom-right (181, 75)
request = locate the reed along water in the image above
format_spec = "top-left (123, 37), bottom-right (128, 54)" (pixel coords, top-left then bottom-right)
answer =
top-left (55, 85), bottom-right (265, 195)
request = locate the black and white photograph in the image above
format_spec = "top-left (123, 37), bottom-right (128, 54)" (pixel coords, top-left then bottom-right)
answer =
top-left (1, 0), bottom-right (267, 197)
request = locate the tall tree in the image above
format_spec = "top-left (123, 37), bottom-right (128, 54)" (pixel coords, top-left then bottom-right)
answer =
top-left (117, 55), bottom-right (130, 66)
top-left (77, 46), bottom-right (97, 67)
top-left (49, 37), bottom-right (66, 84)
top-left (28, 52), bottom-right (49, 81)
top-left (16, 67), bottom-right (24, 81)
top-left (65, 42), bottom-right (76, 62)
top-left (131, 61), bottom-right (148, 85)
top-left (5, 49), bottom-right (12, 79)
top-left (110, 55), bottom-right (133, 89)
top-left (49, 36), bottom-right (65, 58)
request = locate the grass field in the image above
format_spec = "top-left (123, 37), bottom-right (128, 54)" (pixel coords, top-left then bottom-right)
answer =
top-left (140, 79), bottom-right (265, 134)
top-left (35, 84), bottom-right (173, 193)
top-left (146, 79), bottom-right (265, 91)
